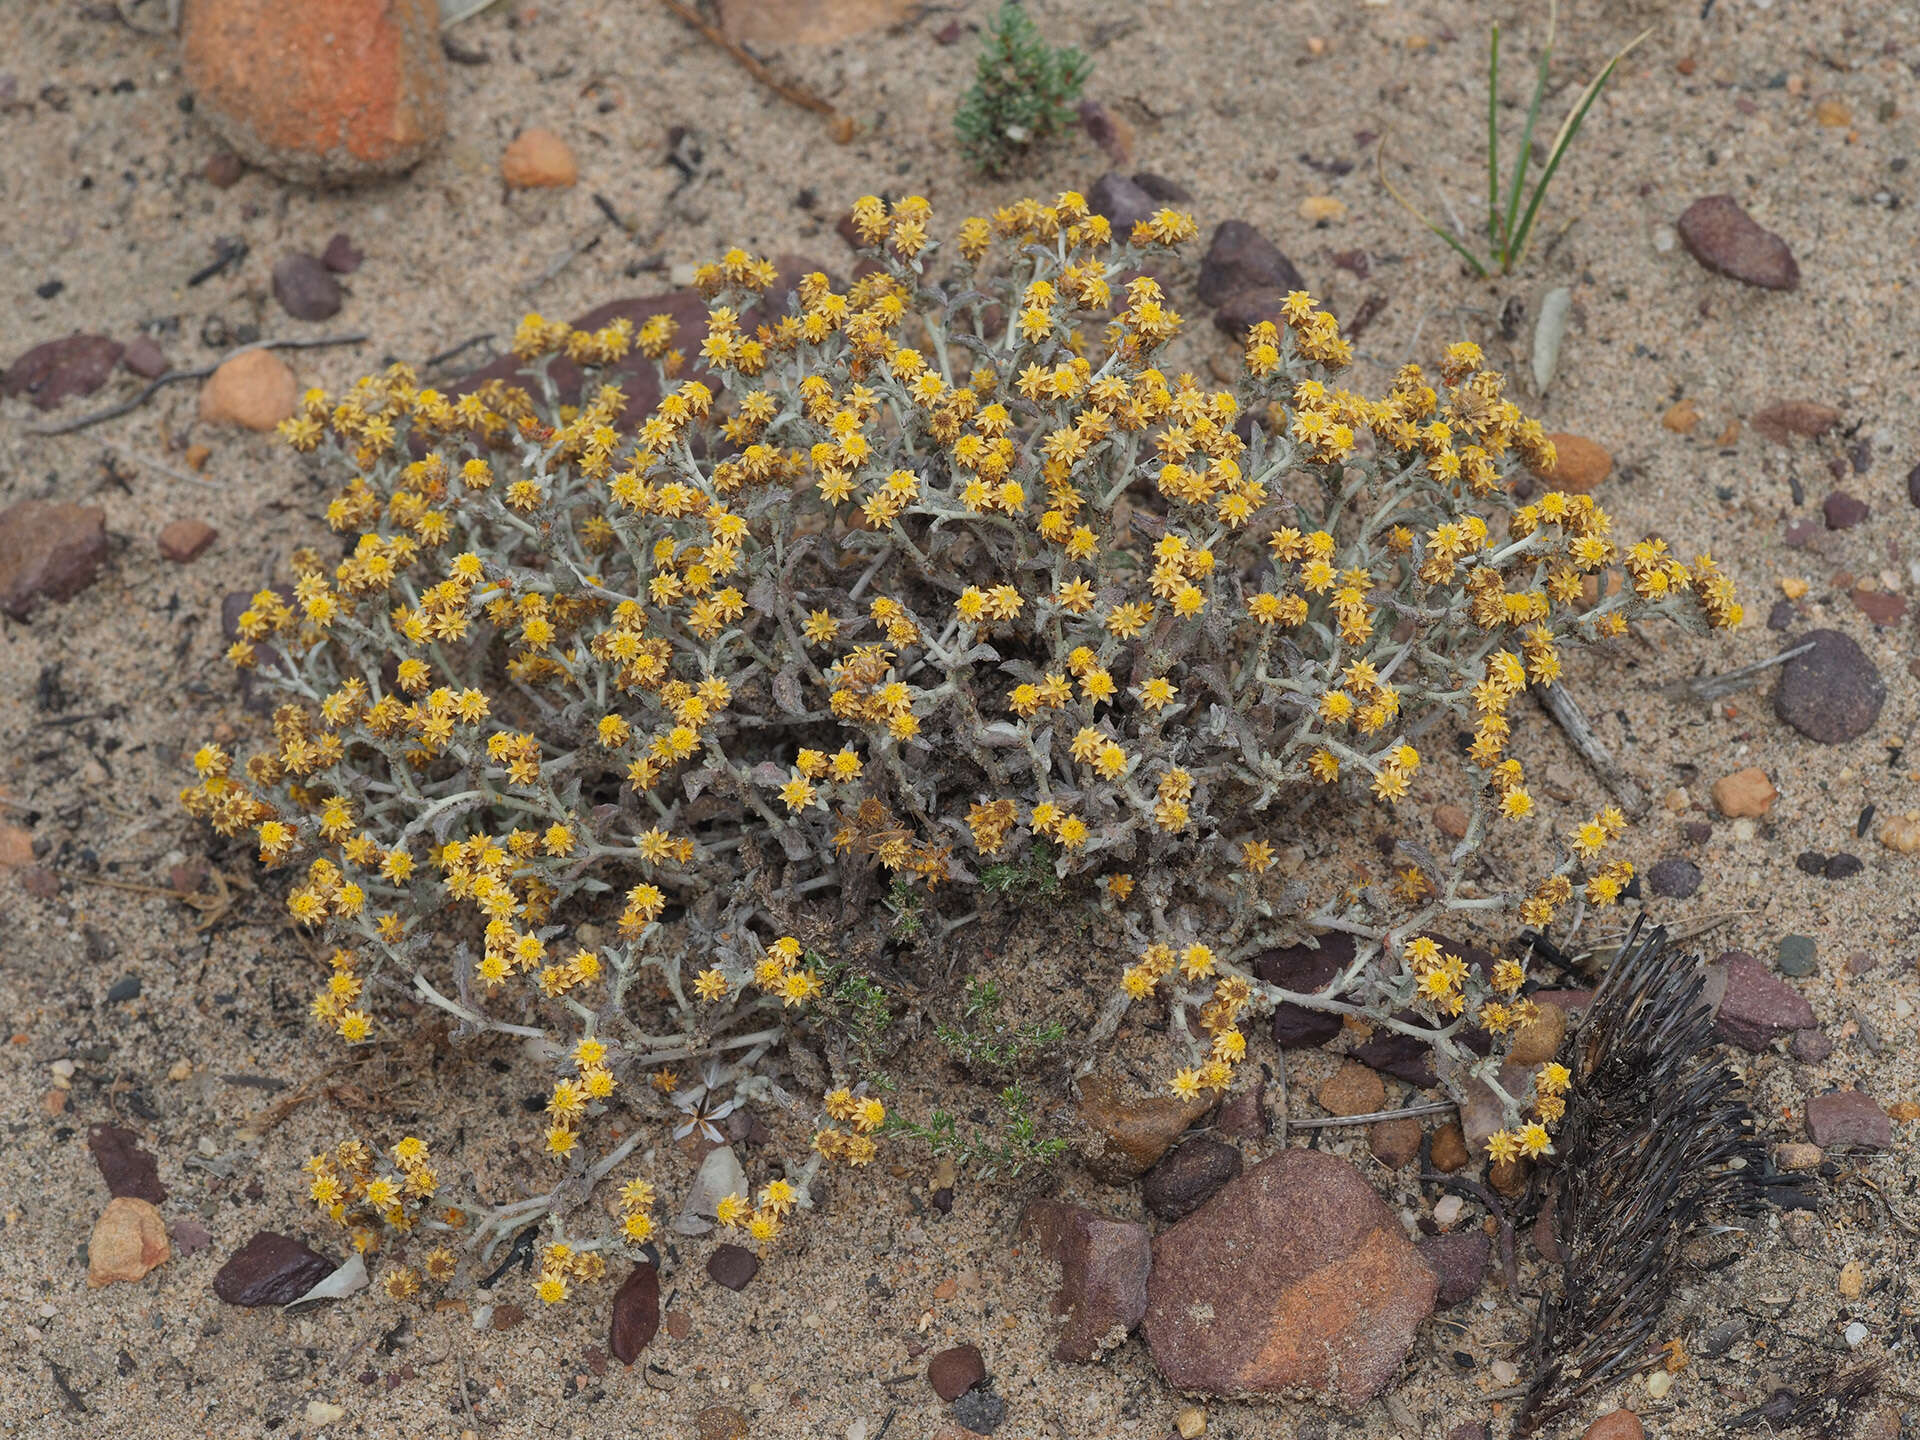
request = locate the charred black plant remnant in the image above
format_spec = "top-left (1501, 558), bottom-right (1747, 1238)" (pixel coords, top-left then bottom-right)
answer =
top-left (1515, 919), bottom-right (1778, 1434)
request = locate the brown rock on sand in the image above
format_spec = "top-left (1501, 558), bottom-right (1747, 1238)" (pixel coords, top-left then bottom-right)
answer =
top-left (182, 0), bottom-right (447, 183)
top-left (1144, 1150), bottom-right (1437, 1406)
top-left (200, 349), bottom-right (297, 430)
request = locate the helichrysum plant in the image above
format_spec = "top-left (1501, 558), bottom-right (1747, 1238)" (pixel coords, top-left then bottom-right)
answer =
top-left (182, 190), bottom-right (1739, 1314)
top-left (1381, 0), bottom-right (1650, 276)
top-left (953, 1), bottom-right (1090, 175)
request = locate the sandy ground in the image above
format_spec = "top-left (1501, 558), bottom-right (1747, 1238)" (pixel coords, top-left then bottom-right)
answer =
top-left (3, 1), bottom-right (1920, 1437)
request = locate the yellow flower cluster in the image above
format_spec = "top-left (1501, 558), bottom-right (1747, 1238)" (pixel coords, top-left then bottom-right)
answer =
top-left (306, 1136), bottom-right (455, 1295)
top-left (181, 190), bottom-right (1741, 1308)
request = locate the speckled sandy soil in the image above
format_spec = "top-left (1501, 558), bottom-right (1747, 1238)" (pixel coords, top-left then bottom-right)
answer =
top-left (3, 2), bottom-right (1920, 1438)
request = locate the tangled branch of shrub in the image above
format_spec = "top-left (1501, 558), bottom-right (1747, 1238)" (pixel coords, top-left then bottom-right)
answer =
top-left (179, 191), bottom-right (1739, 1307)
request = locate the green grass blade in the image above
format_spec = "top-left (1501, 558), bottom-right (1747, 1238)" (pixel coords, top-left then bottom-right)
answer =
top-left (1501, 43), bottom-right (1553, 268)
top-left (1509, 27), bottom-right (1653, 269)
top-left (1487, 24), bottom-right (1502, 251)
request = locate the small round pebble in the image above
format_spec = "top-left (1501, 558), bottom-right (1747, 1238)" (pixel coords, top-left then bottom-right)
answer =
top-left (1795, 851), bottom-right (1828, 876)
top-left (1646, 857), bottom-right (1701, 899)
top-left (1776, 934), bottom-right (1817, 977)
top-left (1825, 852), bottom-right (1863, 880)
top-left (1581, 1409), bottom-right (1646, 1440)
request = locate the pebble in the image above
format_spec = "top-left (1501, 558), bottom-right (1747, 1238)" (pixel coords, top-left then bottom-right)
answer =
top-left (1814, 97), bottom-right (1852, 127)
top-left (1646, 857), bottom-right (1702, 899)
top-left (1675, 194), bottom-right (1799, 289)
top-left (928, 1343), bottom-right (986, 1401)
top-left (1711, 767), bottom-right (1776, 818)
top-left (182, 0), bottom-right (447, 182)
top-left (88, 1197), bottom-right (171, 1287)
top-left (1143, 1150), bottom-right (1437, 1406)
top-left (1645, 1370), bottom-right (1674, 1400)
top-left (171, 1218), bottom-right (214, 1257)
top-left (1369, 1116), bottom-right (1422, 1169)
top-left (1143, 1138), bottom-right (1242, 1222)
top-left (1582, 1409), bottom-right (1645, 1440)
top-left (1298, 195), bottom-right (1346, 223)
top-left (1174, 1407), bottom-right (1207, 1439)
top-left (1806, 1089), bottom-right (1891, 1149)
top-left (1315, 1060), bottom-right (1386, 1117)
top-left (304, 1401), bottom-right (346, 1426)
top-left (1879, 813), bottom-right (1920, 854)
top-left (0, 825), bottom-right (35, 869)
top-left (212, 1231), bottom-right (338, 1306)
top-left (159, 519), bottom-right (219, 564)
top-left (1710, 952), bottom-right (1815, 1049)
top-left (1076, 1071), bottom-right (1216, 1183)
top-left (320, 232), bottom-right (363, 273)
top-left (272, 253), bottom-right (343, 321)
top-left (952, 1387), bottom-right (1006, 1435)
top-left (502, 128), bottom-right (578, 188)
top-left (1776, 934), bottom-right (1818, 978)
top-left (1531, 433), bottom-right (1612, 494)
top-left (1845, 1321), bottom-right (1870, 1349)
top-left (1432, 1194), bottom-right (1464, 1230)
top-left (88, 1124), bottom-right (167, 1203)
top-left (1133, 173), bottom-right (1194, 205)
top-left (1420, 1231), bottom-right (1489, 1308)
top-left (1429, 1123), bottom-right (1469, 1173)
top-left (609, 1261), bottom-right (660, 1363)
top-left (2, 334), bottom-right (124, 410)
top-left (1838, 1260), bottom-right (1865, 1298)
top-left (0, 501), bottom-right (109, 620)
top-left (1823, 490), bottom-right (1870, 530)
top-left (1775, 629), bottom-right (1885, 744)
top-left (1825, 852), bottom-right (1864, 880)
top-left (1087, 172), bottom-right (1157, 234)
top-left (204, 150), bottom-right (246, 187)
top-left (1852, 588), bottom-right (1906, 626)
top-left (706, 1243), bottom-right (759, 1292)
top-left (1432, 804), bottom-right (1469, 840)
top-left (1020, 1201), bottom-right (1150, 1362)
top-left (1791, 1028), bottom-right (1834, 1062)
top-left (1753, 399), bottom-right (1841, 445)
top-left (1196, 220), bottom-right (1305, 307)
top-left (695, 1405), bottom-right (747, 1440)
top-left (121, 335), bottom-right (170, 379)
top-left (199, 348), bottom-right (297, 430)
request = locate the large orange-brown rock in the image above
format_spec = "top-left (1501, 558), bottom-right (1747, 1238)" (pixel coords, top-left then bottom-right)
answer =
top-left (0, 501), bottom-right (108, 620)
top-left (1143, 1150), bottom-right (1437, 1407)
top-left (182, 0), bottom-right (447, 184)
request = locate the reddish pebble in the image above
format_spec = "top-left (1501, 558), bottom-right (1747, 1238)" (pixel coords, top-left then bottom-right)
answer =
top-left (1583, 1411), bottom-right (1646, 1440)
top-left (158, 519), bottom-right (219, 564)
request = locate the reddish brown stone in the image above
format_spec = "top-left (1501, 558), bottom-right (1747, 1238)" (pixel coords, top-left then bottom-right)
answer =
top-left (608, 1262), bottom-right (660, 1364)
top-left (1806, 1089), bottom-right (1891, 1150)
top-left (1531, 433), bottom-right (1612, 494)
top-left (1676, 195), bottom-right (1799, 290)
top-left (212, 1231), bottom-right (337, 1306)
top-left (1752, 399), bottom-right (1840, 445)
top-left (501, 128), bottom-right (578, 188)
top-left (0, 501), bottom-right (108, 619)
top-left (88, 1125), bottom-right (167, 1204)
top-left (1143, 1150), bottom-right (1437, 1407)
top-left (1021, 1201), bottom-right (1151, 1362)
top-left (1429, 1122), bottom-right (1469, 1173)
top-left (928, 1343), bottom-right (986, 1401)
top-left (1369, 1116), bottom-right (1422, 1169)
top-left (158, 519), bottom-right (219, 564)
top-left (3, 334), bottom-right (124, 410)
top-left (182, 0), bottom-right (447, 183)
top-left (1583, 1411), bottom-right (1647, 1440)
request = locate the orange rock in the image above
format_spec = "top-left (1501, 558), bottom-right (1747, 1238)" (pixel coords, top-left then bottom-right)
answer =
top-left (1583, 1411), bottom-right (1646, 1440)
top-left (1661, 398), bottom-right (1700, 434)
top-left (1813, 98), bottom-right (1852, 127)
top-left (1429, 1122), bottom-right (1469, 1172)
top-left (1431, 804), bottom-right (1468, 840)
top-left (1711, 767), bottom-right (1777, 819)
top-left (182, 0), bottom-right (447, 183)
top-left (199, 349), bottom-right (297, 430)
top-left (88, 1197), bottom-right (171, 1287)
top-left (1315, 1060), bottom-right (1386, 1117)
top-left (159, 519), bottom-right (219, 564)
top-left (1532, 433), bottom-right (1612, 494)
top-left (501, 129), bottom-right (578, 189)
